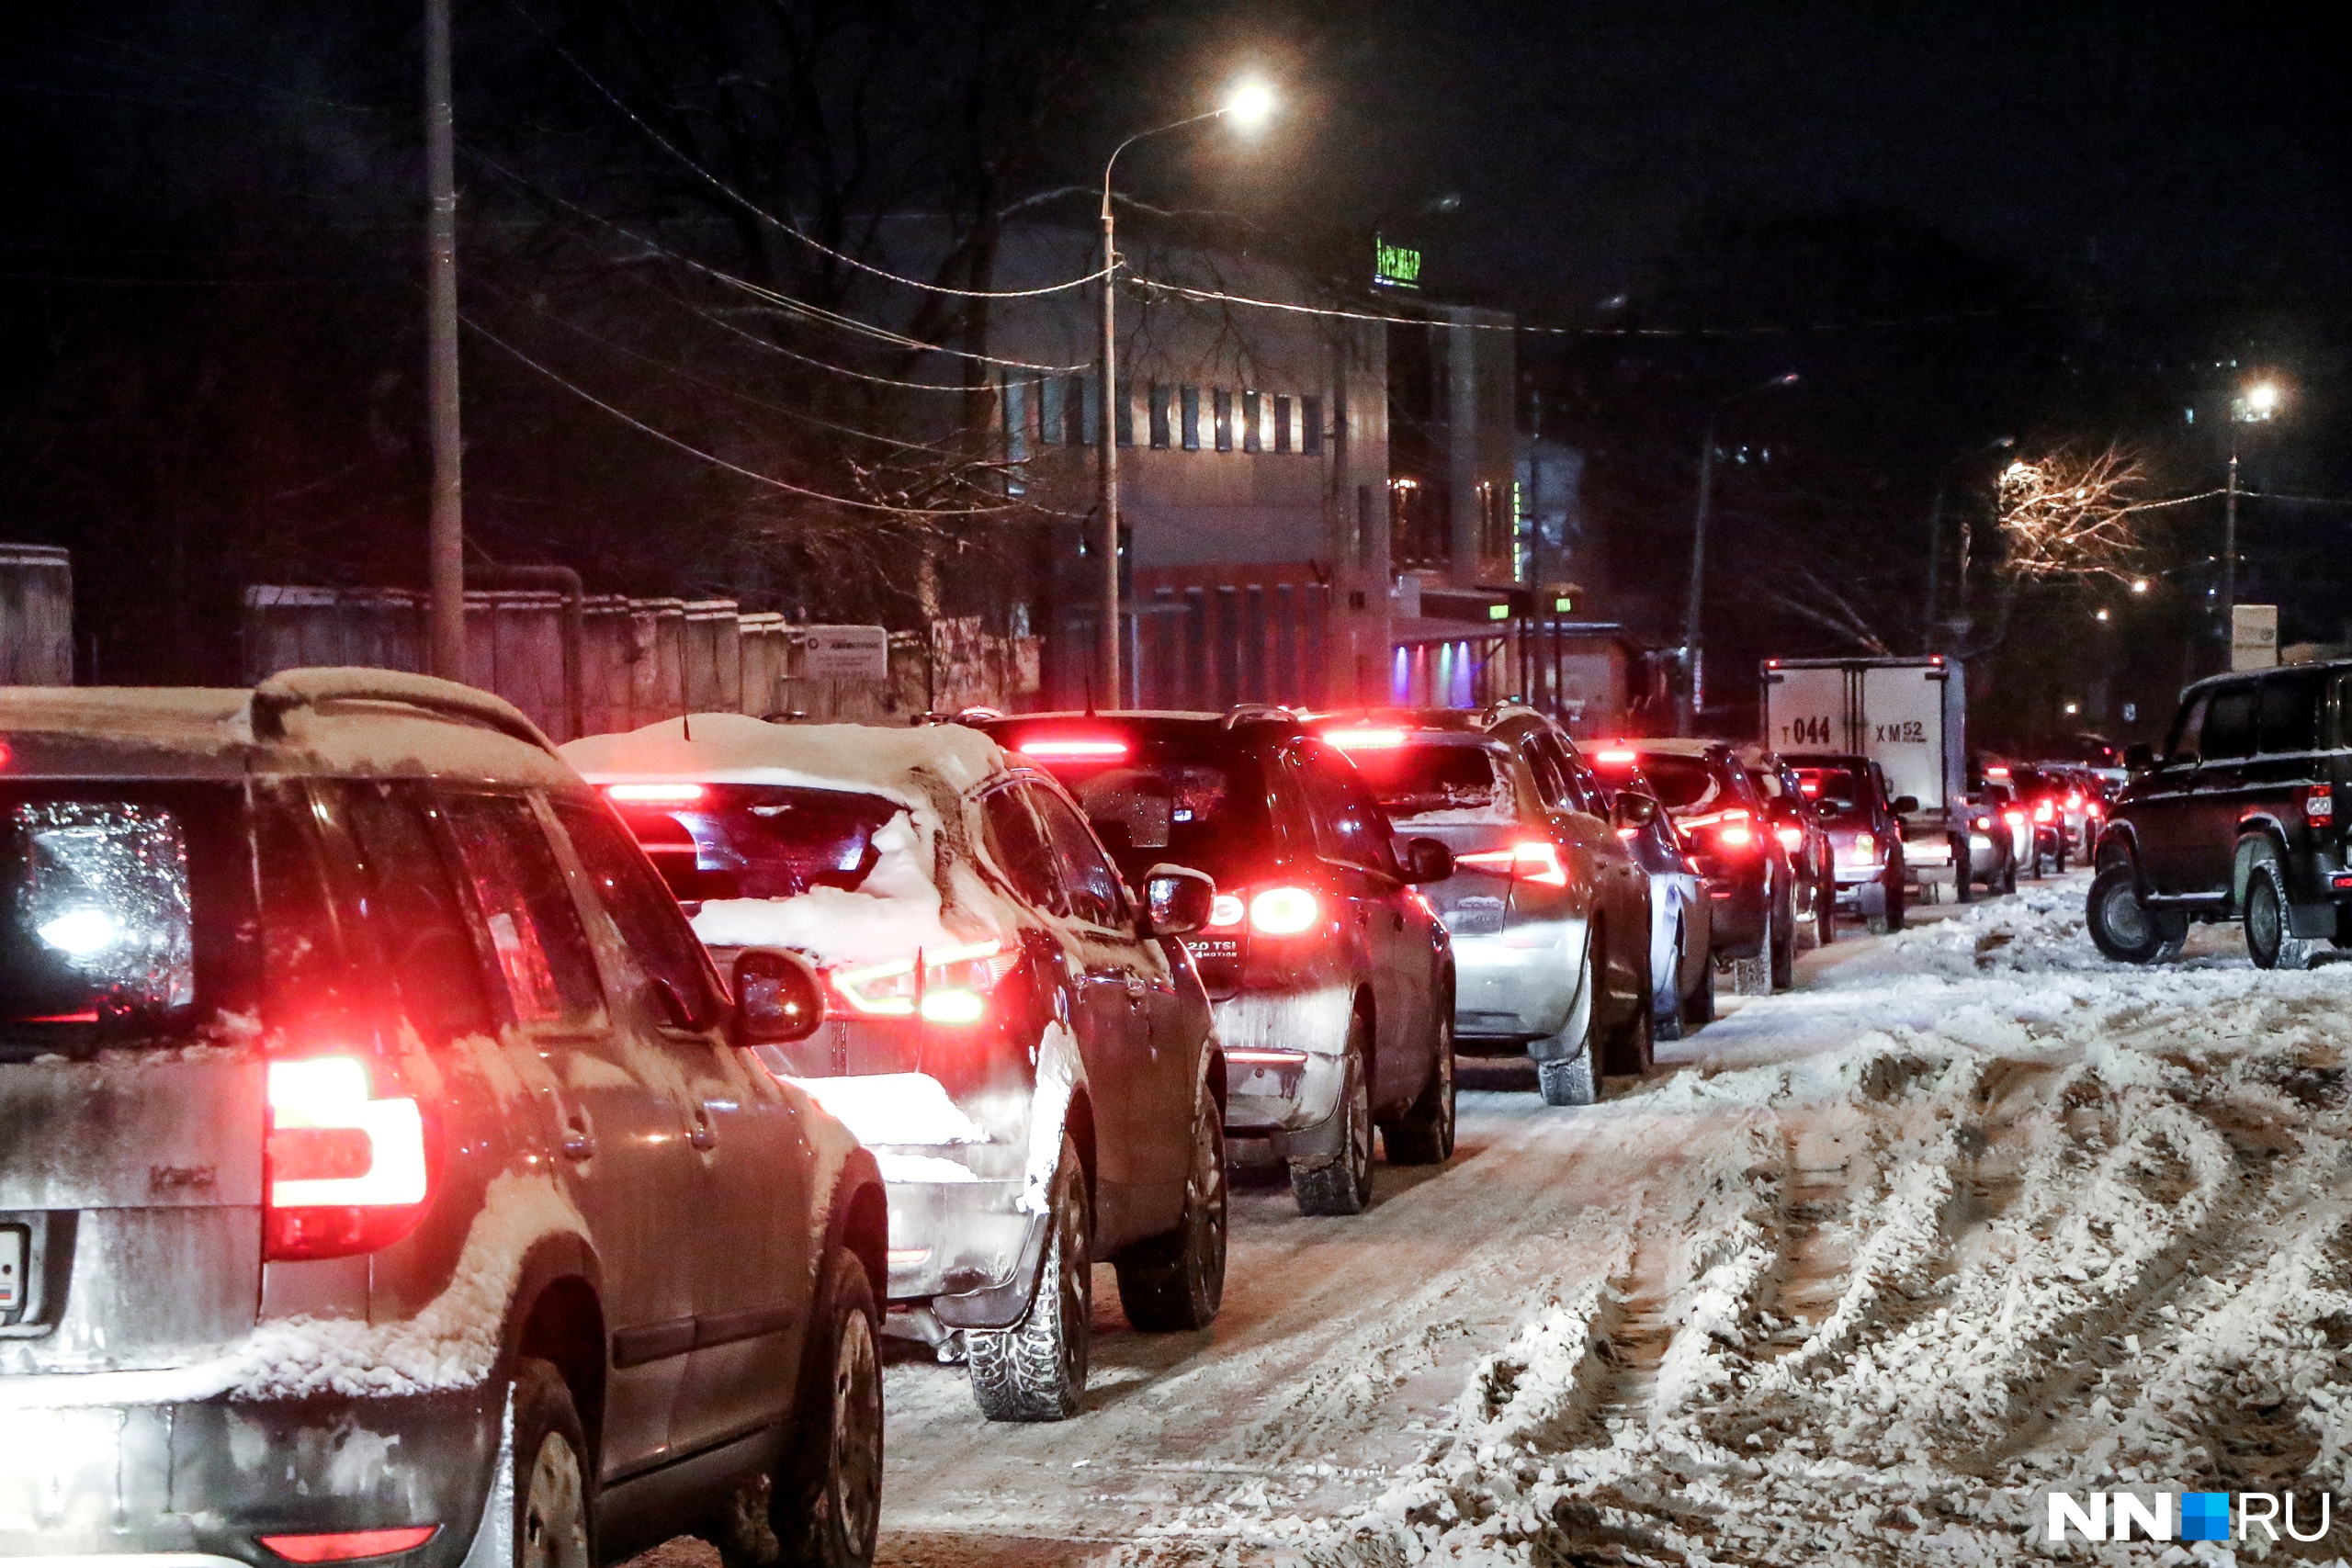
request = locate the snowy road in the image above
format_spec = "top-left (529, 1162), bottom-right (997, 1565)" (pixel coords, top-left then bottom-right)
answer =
top-left (864, 874), bottom-right (2352, 1566)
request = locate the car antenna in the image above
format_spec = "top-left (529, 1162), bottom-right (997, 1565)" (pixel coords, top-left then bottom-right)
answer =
top-left (683, 711), bottom-right (693, 741)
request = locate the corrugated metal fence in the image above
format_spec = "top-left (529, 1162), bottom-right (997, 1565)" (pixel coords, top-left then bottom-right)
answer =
top-left (243, 586), bottom-right (1039, 741)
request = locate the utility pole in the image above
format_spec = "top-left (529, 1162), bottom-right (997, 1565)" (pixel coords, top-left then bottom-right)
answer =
top-left (424, 0), bottom-right (467, 681)
top-left (2220, 445), bottom-right (2239, 644)
top-left (1097, 181), bottom-right (1122, 707)
top-left (1678, 373), bottom-right (1796, 738)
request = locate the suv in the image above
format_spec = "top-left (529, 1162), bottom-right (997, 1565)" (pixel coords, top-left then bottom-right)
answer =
top-left (1591, 739), bottom-right (1798, 992)
top-left (2090, 660), bottom-right (2352, 969)
top-left (971, 711), bottom-right (1457, 1215)
top-left (1787, 753), bottom-right (1915, 931)
top-left (566, 715), bottom-right (1227, 1422)
top-left (0, 671), bottom-right (885, 1568)
top-left (1311, 707), bottom-right (1657, 1105)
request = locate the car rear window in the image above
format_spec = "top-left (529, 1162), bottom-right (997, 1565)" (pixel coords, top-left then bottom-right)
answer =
top-left (1634, 754), bottom-right (1723, 812)
top-left (1793, 766), bottom-right (1867, 816)
top-left (1015, 737), bottom-right (1278, 885)
top-left (1, 784), bottom-right (249, 1053)
top-left (1347, 741), bottom-right (1511, 820)
top-left (613, 785), bottom-right (901, 901)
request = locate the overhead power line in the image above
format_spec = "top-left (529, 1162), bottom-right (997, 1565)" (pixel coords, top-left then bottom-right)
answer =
top-left (459, 313), bottom-right (1026, 518)
top-left (505, 0), bottom-right (1106, 302)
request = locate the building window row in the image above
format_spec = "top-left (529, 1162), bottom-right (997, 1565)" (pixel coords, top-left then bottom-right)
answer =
top-left (1006, 375), bottom-right (1323, 457)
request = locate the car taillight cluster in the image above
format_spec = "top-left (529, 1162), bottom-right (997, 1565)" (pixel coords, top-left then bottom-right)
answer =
top-left (831, 939), bottom-right (1018, 1025)
top-left (1840, 831), bottom-right (1879, 867)
top-left (2003, 808), bottom-right (2026, 827)
top-left (2033, 800), bottom-right (2055, 825)
top-left (1682, 807), bottom-right (1757, 852)
top-left (1197, 887), bottom-right (1325, 936)
top-left (260, 1528), bottom-right (441, 1563)
top-left (2308, 784), bottom-right (2335, 826)
top-left (1774, 824), bottom-right (1804, 852)
top-left (1456, 840), bottom-right (1571, 888)
top-left (265, 1055), bottom-right (435, 1262)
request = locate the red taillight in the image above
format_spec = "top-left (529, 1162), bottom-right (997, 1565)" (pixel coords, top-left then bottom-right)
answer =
top-left (1774, 825), bottom-right (1804, 852)
top-left (1596, 748), bottom-right (1639, 764)
top-left (1457, 841), bottom-right (1570, 888)
top-left (1018, 737), bottom-right (1129, 761)
top-left (2003, 809), bottom-right (2025, 826)
top-left (603, 782), bottom-right (706, 804)
top-left (259, 1528), bottom-right (439, 1562)
top-left (1227, 1047), bottom-right (1310, 1066)
top-left (2033, 801), bottom-right (2054, 824)
top-left (1248, 886), bottom-right (1322, 935)
top-left (265, 1056), bottom-right (434, 1263)
top-left (2086, 800), bottom-right (2103, 818)
top-left (2066, 793), bottom-right (2083, 809)
top-left (831, 940), bottom-right (1015, 1025)
top-left (1327, 728), bottom-right (1407, 750)
top-left (1717, 822), bottom-right (1755, 848)
top-left (2307, 785), bottom-right (2335, 825)
top-left (1973, 815), bottom-right (1991, 831)
top-left (1206, 893), bottom-right (1246, 930)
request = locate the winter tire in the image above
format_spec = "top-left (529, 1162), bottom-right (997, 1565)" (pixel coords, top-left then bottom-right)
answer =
top-left (1382, 1008), bottom-right (1456, 1166)
top-left (1770, 894), bottom-right (1798, 991)
top-left (512, 1358), bottom-right (594, 1568)
top-left (970, 1132), bottom-right (1091, 1421)
top-left (1538, 1051), bottom-right (1597, 1107)
top-left (1291, 1017), bottom-right (1374, 1215)
top-left (1680, 942), bottom-right (1715, 1032)
top-left (2245, 852), bottom-right (2316, 972)
top-left (1657, 928), bottom-right (1687, 1043)
top-left (2086, 862), bottom-right (2185, 965)
top-left (1604, 980), bottom-right (1654, 1077)
top-left (1736, 905), bottom-right (1774, 995)
top-left (1115, 1089), bottom-right (1228, 1330)
top-left (771, 1247), bottom-right (884, 1565)
top-left (1999, 854), bottom-right (2018, 896)
top-left (1885, 869), bottom-right (1907, 932)
top-left (1954, 836), bottom-right (1975, 904)
top-left (1816, 878), bottom-right (1838, 943)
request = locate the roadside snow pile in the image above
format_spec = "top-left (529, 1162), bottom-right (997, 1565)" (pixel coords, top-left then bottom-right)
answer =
top-left (1290, 877), bottom-right (2352, 1567)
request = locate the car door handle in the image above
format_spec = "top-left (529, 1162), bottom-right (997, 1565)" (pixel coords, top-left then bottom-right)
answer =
top-left (560, 1122), bottom-right (597, 1162)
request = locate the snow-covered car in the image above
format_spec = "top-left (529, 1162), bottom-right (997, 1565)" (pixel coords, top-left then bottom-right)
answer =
top-left (1593, 739), bottom-right (1798, 991)
top-left (1309, 707), bottom-right (1658, 1102)
top-left (566, 716), bottom-right (1228, 1421)
top-left (969, 710), bottom-right (1457, 1215)
top-left (1584, 751), bottom-right (1716, 1040)
top-left (0, 671), bottom-right (884, 1568)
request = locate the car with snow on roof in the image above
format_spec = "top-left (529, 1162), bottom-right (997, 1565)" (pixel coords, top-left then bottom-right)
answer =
top-left (962, 709), bottom-right (1458, 1215)
top-left (565, 715), bottom-right (1228, 1423)
top-left (1308, 706), bottom-right (1664, 1103)
top-left (0, 671), bottom-right (882, 1568)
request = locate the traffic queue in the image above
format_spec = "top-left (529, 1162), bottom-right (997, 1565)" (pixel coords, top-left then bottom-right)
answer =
top-left (0, 671), bottom-right (2103, 1568)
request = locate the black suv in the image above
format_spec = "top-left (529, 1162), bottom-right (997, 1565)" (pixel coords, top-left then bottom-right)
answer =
top-left (1785, 752), bottom-right (1915, 931)
top-left (0, 672), bottom-right (884, 1568)
top-left (2090, 660), bottom-right (2352, 969)
top-left (971, 711), bottom-right (1458, 1216)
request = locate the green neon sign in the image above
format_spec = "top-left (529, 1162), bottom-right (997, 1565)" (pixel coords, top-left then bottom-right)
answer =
top-left (1374, 237), bottom-right (1422, 289)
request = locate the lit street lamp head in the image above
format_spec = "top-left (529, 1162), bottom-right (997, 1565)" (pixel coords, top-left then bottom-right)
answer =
top-left (2243, 380), bottom-right (2280, 417)
top-left (1224, 80), bottom-right (1275, 131)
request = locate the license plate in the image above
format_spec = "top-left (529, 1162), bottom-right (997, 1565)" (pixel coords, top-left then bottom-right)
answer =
top-left (0, 1225), bottom-right (22, 1316)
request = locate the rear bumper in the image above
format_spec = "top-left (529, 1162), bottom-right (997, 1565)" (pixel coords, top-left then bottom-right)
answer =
top-left (1215, 983), bottom-right (1355, 1136)
top-left (1707, 875), bottom-right (1770, 955)
top-left (0, 1387), bottom-right (498, 1567)
top-left (877, 1172), bottom-right (1033, 1307)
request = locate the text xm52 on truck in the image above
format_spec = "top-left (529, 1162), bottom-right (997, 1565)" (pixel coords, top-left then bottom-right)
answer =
top-left (1762, 656), bottom-right (1968, 897)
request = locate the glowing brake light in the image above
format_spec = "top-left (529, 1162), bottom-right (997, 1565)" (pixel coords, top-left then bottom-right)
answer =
top-left (1596, 749), bottom-right (1639, 764)
top-left (1018, 737), bottom-right (1129, 761)
top-left (2086, 801), bottom-right (2103, 818)
top-left (831, 939), bottom-right (1016, 1024)
top-left (2033, 800), bottom-right (2054, 824)
top-left (1458, 841), bottom-right (1570, 887)
top-left (2066, 792), bottom-right (2083, 809)
top-left (259, 1528), bottom-right (441, 1562)
top-left (1717, 821), bottom-right (1755, 848)
top-left (1973, 815), bottom-right (1991, 831)
top-left (1775, 825), bottom-right (1804, 852)
top-left (2003, 809), bottom-right (2026, 826)
top-left (1206, 893), bottom-right (1246, 930)
top-left (2306, 785), bottom-right (2334, 825)
top-left (1248, 886), bottom-right (1322, 935)
top-left (265, 1056), bottom-right (433, 1262)
top-left (604, 782), bottom-right (706, 804)
top-left (1327, 728), bottom-right (1407, 750)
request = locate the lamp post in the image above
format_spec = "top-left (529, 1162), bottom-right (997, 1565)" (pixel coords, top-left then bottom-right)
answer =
top-left (424, 0), bottom-right (465, 680)
top-left (2222, 378), bottom-right (2280, 645)
top-left (1922, 435), bottom-right (2013, 641)
top-left (1678, 372), bottom-right (1797, 736)
top-left (1095, 81), bottom-right (1272, 706)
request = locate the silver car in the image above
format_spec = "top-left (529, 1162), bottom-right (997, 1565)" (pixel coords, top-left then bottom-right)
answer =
top-left (0, 671), bottom-right (881, 1567)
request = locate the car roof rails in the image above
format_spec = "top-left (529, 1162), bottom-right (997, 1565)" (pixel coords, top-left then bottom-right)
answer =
top-left (1478, 698), bottom-right (1544, 728)
top-left (249, 668), bottom-right (558, 754)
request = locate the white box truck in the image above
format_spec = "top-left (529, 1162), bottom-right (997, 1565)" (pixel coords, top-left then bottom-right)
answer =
top-left (1761, 656), bottom-right (1968, 895)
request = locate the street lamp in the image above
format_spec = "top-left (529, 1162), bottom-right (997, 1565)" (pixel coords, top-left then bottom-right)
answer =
top-left (1678, 372), bottom-right (1798, 736)
top-left (2221, 378), bottom-right (2282, 647)
top-left (1923, 434), bottom-right (2014, 644)
top-left (1095, 80), bottom-right (1273, 705)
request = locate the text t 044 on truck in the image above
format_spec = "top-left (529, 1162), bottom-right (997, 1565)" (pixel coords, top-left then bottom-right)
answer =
top-left (1762, 656), bottom-right (1969, 902)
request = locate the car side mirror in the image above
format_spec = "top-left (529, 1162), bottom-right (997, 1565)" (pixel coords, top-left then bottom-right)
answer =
top-left (1892, 795), bottom-right (1919, 816)
top-left (1401, 836), bottom-right (1455, 884)
top-left (2124, 741), bottom-right (2155, 773)
top-left (1140, 864), bottom-right (1216, 937)
top-left (1611, 792), bottom-right (1660, 830)
top-left (729, 949), bottom-right (825, 1046)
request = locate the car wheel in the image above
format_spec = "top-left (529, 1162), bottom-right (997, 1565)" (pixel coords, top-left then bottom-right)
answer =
top-left (1291, 1017), bottom-right (1374, 1214)
top-left (1604, 980), bottom-right (1654, 1077)
top-left (1816, 877), bottom-right (1838, 942)
top-left (2245, 851), bottom-right (2316, 972)
top-left (512, 1359), bottom-right (594, 1568)
top-left (1680, 937), bottom-right (1715, 1032)
top-left (1381, 1008), bottom-right (1456, 1165)
top-left (768, 1247), bottom-right (884, 1566)
top-left (1657, 927), bottom-right (1686, 1042)
top-left (2000, 851), bottom-right (2018, 895)
top-left (1736, 903), bottom-right (1774, 995)
top-left (1115, 1089), bottom-right (1228, 1330)
top-left (2086, 862), bottom-right (2183, 964)
top-left (1770, 896), bottom-right (1798, 991)
top-left (1885, 868), bottom-right (1907, 932)
top-left (970, 1132), bottom-right (1090, 1421)
top-left (1954, 836), bottom-right (1975, 904)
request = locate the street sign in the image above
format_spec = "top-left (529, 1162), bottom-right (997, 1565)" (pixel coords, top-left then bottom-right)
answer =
top-left (2231, 604), bottom-right (2278, 671)
top-left (1373, 236), bottom-right (1421, 289)
top-left (800, 625), bottom-right (888, 682)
